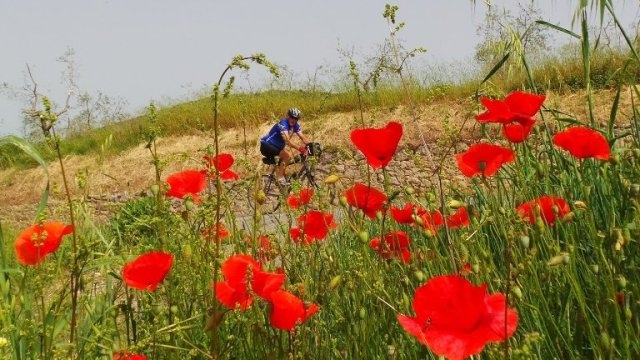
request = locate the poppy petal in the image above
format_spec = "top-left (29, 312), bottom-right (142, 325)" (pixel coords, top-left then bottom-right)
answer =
top-left (553, 126), bottom-right (610, 160)
top-left (350, 121), bottom-right (403, 168)
top-left (122, 251), bottom-right (174, 292)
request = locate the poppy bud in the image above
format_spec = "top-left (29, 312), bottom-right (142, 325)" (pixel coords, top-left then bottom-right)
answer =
top-left (626, 307), bottom-right (633, 320)
top-left (600, 332), bottom-right (612, 351)
top-left (447, 200), bottom-right (464, 209)
top-left (339, 196), bottom-right (348, 207)
top-left (405, 187), bottom-right (415, 195)
top-left (426, 192), bottom-right (436, 203)
top-left (547, 253), bottom-right (569, 266)
top-left (609, 153), bottom-right (620, 165)
top-left (412, 215), bottom-right (423, 226)
top-left (328, 275), bottom-right (342, 290)
top-left (359, 307), bottom-right (366, 319)
top-left (256, 190), bottom-right (266, 204)
top-left (170, 305), bottom-right (179, 314)
top-left (511, 285), bottom-right (523, 299)
top-left (357, 231), bottom-right (369, 243)
top-left (616, 275), bottom-right (627, 289)
top-left (182, 244), bottom-right (193, 261)
top-left (630, 184), bottom-right (640, 196)
top-left (591, 264), bottom-right (599, 273)
top-left (324, 174), bottom-right (339, 185)
top-left (561, 212), bottom-right (575, 223)
top-left (519, 235), bottom-right (530, 249)
top-left (471, 263), bottom-right (480, 273)
top-left (185, 198), bottom-right (195, 211)
top-left (413, 270), bottom-right (426, 282)
top-left (614, 228), bottom-right (625, 251)
top-left (150, 184), bottom-right (160, 196)
top-left (573, 200), bottom-right (587, 210)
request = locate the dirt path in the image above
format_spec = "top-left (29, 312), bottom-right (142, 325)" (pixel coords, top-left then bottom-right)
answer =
top-left (0, 89), bottom-right (630, 230)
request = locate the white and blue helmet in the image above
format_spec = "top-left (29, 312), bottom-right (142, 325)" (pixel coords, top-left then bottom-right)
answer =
top-left (287, 107), bottom-right (301, 119)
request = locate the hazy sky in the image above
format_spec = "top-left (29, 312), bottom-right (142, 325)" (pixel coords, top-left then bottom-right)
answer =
top-left (1, 1), bottom-right (638, 136)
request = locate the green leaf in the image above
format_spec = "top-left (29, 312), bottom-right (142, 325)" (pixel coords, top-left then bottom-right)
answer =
top-left (536, 20), bottom-right (580, 39)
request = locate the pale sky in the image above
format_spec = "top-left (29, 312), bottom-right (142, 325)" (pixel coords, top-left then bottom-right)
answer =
top-left (1, 0), bottom-right (638, 136)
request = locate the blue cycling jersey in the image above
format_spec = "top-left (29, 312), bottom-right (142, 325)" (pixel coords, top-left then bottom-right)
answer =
top-left (260, 118), bottom-right (301, 150)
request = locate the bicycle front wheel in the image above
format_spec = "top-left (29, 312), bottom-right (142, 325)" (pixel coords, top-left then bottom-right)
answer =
top-left (260, 174), bottom-right (284, 214)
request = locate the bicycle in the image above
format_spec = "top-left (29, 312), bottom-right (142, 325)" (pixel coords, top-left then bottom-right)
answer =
top-left (249, 142), bottom-right (324, 213)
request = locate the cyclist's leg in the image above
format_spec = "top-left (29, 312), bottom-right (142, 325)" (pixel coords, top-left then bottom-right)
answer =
top-left (277, 148), bottom-right (291, 182)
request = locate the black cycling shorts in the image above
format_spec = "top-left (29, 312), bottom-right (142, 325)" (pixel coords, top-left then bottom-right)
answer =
top-left (260, 142), bottom-right (282, 158)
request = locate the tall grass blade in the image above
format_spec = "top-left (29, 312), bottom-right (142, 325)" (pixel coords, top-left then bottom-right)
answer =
top-left (535, 20), bottom-right (580, 39)
top-left (605, 2), bottom-right (640, 64)
top-left (0, 136), bottom-right (50, 221)
top-left (608, 86), bottom-right (621, 138)
top-left (479, 52), bottom-right (510, 86)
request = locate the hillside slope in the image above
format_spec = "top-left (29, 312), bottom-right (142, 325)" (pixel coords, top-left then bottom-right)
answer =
top-left (0, 89), bottom-right (633, 228)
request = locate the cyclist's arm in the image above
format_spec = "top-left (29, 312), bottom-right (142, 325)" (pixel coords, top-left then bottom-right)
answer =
top-left (280, 131), bottom-right (299, 150)
top-left (295, 131), bottom-right (310, 145)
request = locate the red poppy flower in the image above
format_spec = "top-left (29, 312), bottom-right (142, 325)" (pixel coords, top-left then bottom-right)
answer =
top-left (246, 235), bottom-right (274, 262)
top-left (268, 289), bottom-right (319, 331)
top-left (501, 116), bottom-right (536, 143)
top-left (202, 222), bottom-right (230, 241)
top-left (214, 254), bottom-right (284, 310)
top-left (552, 126), bottom-right (610, 160)
top-left (456, 143), bottom-right (515, 178)
top-left (123, 251), bottom-right (174, 292)
top-left (14, 222), bottom-right (73, 266)
top-left (445, 207), bottom-right (470, 229)
top-left (397, 275), bottom-right (518, 360)
top-left (416, 210), bottom-right (444, 234)
top-left (289, 228), bottom-right (311, 245)
top-left (516, 195), bottom-right (570, 225)
top-left (287, 188), bottom-right (314, 208)
top-left (203, 153), bottom-right (239, 180)
top-left (476, 91), bottom-right (546, 125)
top-left (290, 210), bottom-right (337, 245)
top-left (350, 121), bottom-right (403, 169)
top-left (113, 353), bottom-right (148, 360)
top-left (345, 183), bottom-right (387, 218)
top-left (165, 170), bottom-right (207, 203)
top-left (389, 203), bottom-right (425, 225)
top-left (370, 231), bottom-right (411, 263)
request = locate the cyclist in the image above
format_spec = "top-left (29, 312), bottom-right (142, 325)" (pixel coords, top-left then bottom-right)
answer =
top-left (260, 107), bottom-right (310, 186)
